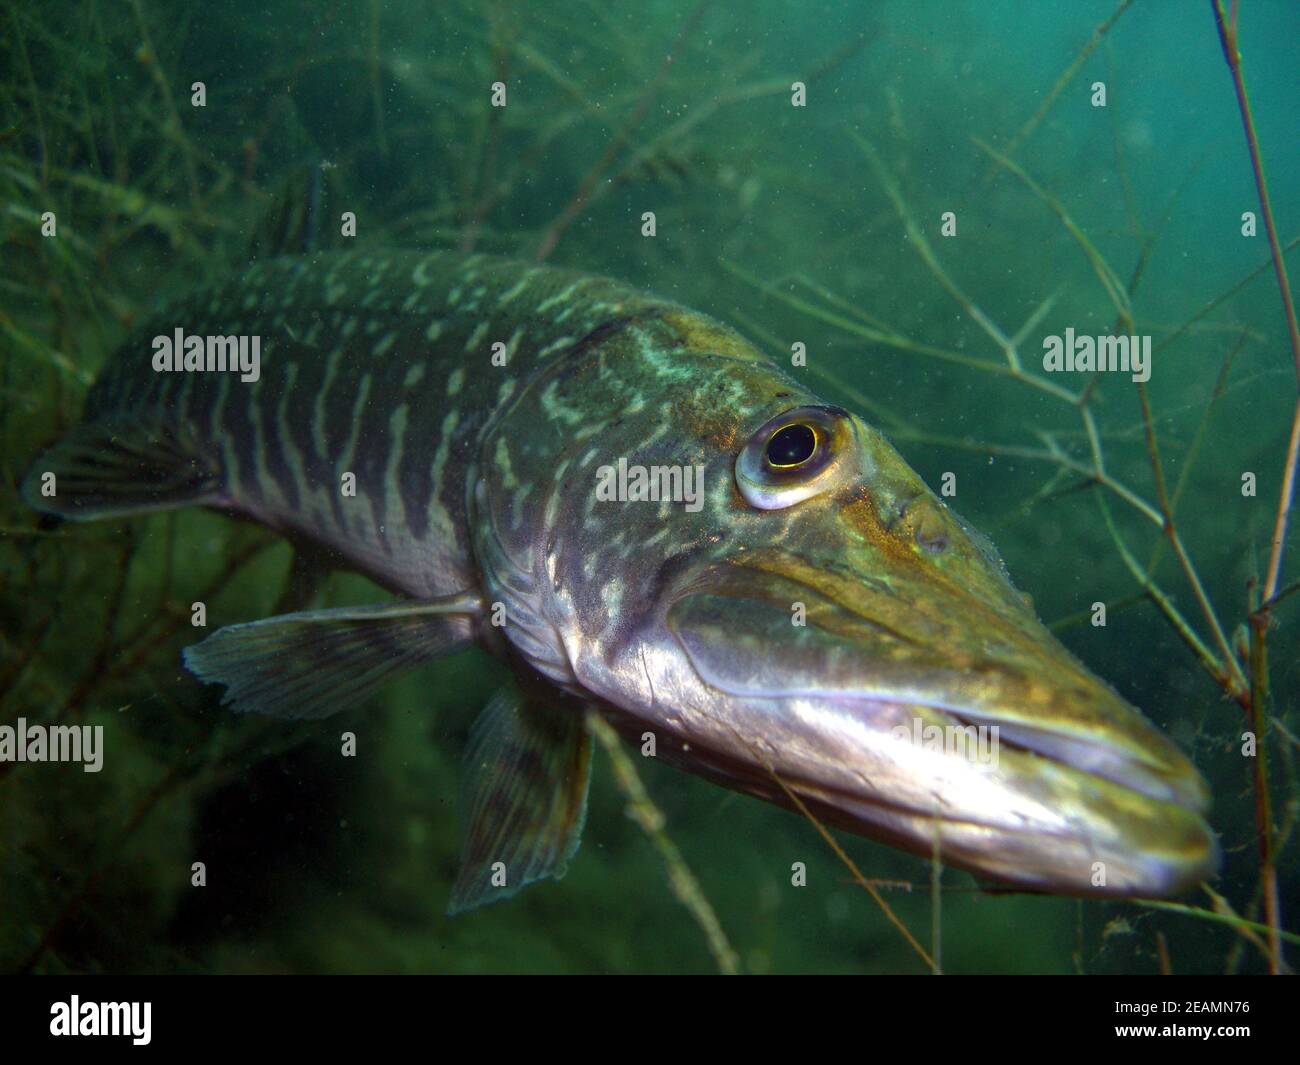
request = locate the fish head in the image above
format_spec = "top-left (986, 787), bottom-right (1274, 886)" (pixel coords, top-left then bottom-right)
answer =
top-left (631, 399), bottom-right (1217, 897)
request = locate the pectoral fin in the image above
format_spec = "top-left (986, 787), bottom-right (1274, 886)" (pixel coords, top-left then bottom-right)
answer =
top-left (182, 593), bottom-right (481, 720)
top-left (448, 684), bottom-right (592, 915)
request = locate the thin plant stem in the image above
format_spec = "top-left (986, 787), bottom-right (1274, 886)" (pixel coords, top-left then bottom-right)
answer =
top-left (723, 724), bottom-right (938, 973)
top-left (584, 710), bottom-right (740, 974)
top-left (533, 1), bottom-right (711, 260)
top-left (1212, 0), bottom-right (1298, 974)
top-left (979, 0), bottom-right (1134, 185)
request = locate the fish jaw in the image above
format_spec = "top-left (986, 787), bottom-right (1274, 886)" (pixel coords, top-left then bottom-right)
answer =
top-left (609, 412), bottom-right (1218, 898)
top-left (648, 577), bottom-right (1219, 897)
top-left (791, 704), bottom-right (1220, 898)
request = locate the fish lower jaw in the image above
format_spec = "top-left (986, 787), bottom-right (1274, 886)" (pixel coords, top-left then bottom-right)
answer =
top-left (790, 772), bottom-right (1220, 900)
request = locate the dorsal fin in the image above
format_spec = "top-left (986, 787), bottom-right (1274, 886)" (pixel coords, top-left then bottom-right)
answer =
top-left (247, 158), bottom-right (348, 261)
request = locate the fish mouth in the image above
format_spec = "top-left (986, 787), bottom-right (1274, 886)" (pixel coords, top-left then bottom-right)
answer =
top-left (664, 561), bottom-right (1218, 896)
top-left (923, 704), bottom-right (1210, 815)
top-left (759, 694), bottom-right (1219, 899)
top-left (842, 697), bottom-right (1219, 896)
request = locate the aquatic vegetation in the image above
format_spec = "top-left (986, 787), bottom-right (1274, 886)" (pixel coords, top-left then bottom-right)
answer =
top-left (0, 0), bottom-right (1295, 974)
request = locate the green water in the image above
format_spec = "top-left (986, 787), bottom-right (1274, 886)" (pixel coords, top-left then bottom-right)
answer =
top-left (1, 0), bottom-right (1297, 974)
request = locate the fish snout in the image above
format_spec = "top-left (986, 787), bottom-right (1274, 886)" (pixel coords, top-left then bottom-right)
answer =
top-left (665, 569), bottom-right (1218, 897)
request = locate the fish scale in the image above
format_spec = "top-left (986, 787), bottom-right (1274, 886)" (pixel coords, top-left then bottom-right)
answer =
top-left (80, 249), bottom-right (677, 598)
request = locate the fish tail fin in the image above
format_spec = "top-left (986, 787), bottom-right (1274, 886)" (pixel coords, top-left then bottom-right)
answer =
top-left (20, 417), bottom-right (224, 521)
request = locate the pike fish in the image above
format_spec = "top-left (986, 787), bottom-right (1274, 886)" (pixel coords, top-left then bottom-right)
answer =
top-left (22, 249), bottom-right (1218, 911)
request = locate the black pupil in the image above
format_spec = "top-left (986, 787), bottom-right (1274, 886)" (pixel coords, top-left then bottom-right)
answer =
top-left (766, 423), bottom-right (817, 467)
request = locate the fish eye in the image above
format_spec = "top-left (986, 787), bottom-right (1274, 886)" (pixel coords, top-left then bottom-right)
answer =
top-left (765, 422), bottom-right (819, 468)
top-left (736, 404), bottom-right (857, 509)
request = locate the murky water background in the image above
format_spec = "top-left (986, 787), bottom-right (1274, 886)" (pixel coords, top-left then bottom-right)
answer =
top-left (1, 0), bottom-right (1297, 973)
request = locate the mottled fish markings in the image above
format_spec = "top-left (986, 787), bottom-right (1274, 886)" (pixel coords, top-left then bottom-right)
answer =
top-left (24, 248), bottom-right (1218, 913)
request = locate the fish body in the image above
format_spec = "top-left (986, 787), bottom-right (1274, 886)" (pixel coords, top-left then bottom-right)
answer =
top-left (23, 249), bottom-right (1218, 910)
